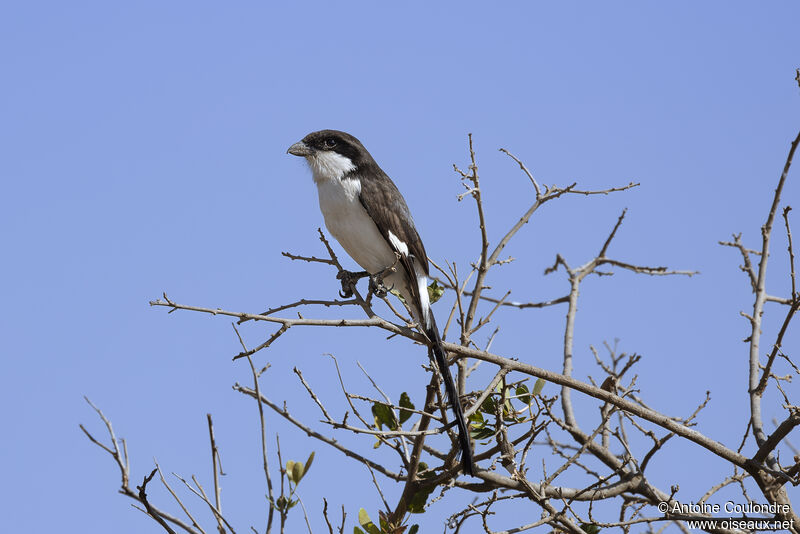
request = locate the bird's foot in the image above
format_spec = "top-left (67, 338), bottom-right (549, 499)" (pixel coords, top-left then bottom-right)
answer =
top-left (369, 274), bottom-right (391, 298)
top-left (336, 270), bottom-right (369, 298)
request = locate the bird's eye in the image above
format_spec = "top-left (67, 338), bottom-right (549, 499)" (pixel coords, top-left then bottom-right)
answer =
top-left (323, 138), bottom-right (337, 149)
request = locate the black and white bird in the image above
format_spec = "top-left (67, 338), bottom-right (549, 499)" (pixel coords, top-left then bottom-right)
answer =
top-left (288, 130), bottom-right (474, 476)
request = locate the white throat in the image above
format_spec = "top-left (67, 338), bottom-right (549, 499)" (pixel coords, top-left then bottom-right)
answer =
top-left (307, 151), bottom-right (356, 183)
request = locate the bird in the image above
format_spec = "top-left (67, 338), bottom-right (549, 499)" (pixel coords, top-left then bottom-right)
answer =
top-left (287, 129), bottom-right (474, 476)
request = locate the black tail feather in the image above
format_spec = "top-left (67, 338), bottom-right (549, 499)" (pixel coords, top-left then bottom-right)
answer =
top-left (426, 319), bottom-right (474, 476)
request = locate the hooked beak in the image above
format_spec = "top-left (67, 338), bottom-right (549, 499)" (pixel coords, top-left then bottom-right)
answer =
top-left (287, 141), bottom-right (313, 157)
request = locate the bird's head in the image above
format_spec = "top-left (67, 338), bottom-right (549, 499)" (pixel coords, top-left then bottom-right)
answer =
top-left (287, 130), bottom-right (372, 182)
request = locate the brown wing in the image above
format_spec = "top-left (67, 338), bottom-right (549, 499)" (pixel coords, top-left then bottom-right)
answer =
top-left (356, 169), bottom-right (429, 307)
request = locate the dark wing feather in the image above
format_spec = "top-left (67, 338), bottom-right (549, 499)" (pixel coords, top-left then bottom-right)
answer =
top-left (356, 169), bottom-right (429, 298)
top-left (356, 168), bottom-right (475, 475)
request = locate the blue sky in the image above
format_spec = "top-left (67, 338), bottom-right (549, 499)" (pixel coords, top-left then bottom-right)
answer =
top-left (2, 2), bottom-right (799, 532)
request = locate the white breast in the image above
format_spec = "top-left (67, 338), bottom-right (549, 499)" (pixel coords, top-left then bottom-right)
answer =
top-left (308, 154), bottom-right (424, 324)
top-left (315, 176), bottom-right (397, 276)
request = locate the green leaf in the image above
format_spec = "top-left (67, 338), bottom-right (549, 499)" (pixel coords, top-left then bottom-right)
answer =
top-left (358, 508), bottom-right (381, 534)
top-left (533, 378), bottom-right (546, 395)
top-left (471, 426), bottom-right (494, 440)
top-left (480, 397), bottom-right (496, 414)
top-left (516, 384), bottom-right (531, 405)
top-left (408, 526), bottom-right (419, 534)
top-left (358, 508), bottom-right (371, 526)
top-left (372, 402), bottom-right (398, 431)
top-left (502, 405), bottom-right (518, 422)
top-left (502, 388), bottom-right (514, 415)
top-left (497, 385), bottom-right (516, 421)
top-left (427, 280), bottom-right (444, 304)
top-left (389, 289), bottom-right (406, 303)
top-left (302, 451), bottom-right (315, 479)
top-left (417, 462), bottom-right (434, 479)
top-left (468, 410), bottom-right (485, 426)
top-left (581, 524), bottom-right (601, 534)
top-left (285, 461), bottom-right (296, 483)
top-left (398, 392), bottom-right (415, 424)
top-left (275, 495), bottom-right (297, 512)
top-left (354, 528), bottom-right (365, 534)
top-left (291, 461), bottom-right (304, 485)
top-left (408, 486), bottom-right (435, 513)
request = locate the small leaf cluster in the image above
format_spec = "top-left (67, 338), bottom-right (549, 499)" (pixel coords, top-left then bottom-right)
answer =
top-left (406, 462), bottom-right (436, 514)
top-left (426, 280), bottom-right (444, 304)
top-left (469, 378), bottom-right (545, 441)
top-left (354, 508), bottom-right (419, 534)
top-left (392, 281), bottom-right (443, 305)
top-left (371, 392), bottom-right (414, 448)
top-left (273, 451), bottom-right (314, 514)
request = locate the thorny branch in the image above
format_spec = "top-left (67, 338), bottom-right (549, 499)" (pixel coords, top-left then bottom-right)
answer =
top-left (80, 396), bottom-right (205, 534)
top-left (88, 124), bottom-right (800, 533)
top-left (139, 469), bottom-right (179, 534)
top-left (745, 127), bottom-right (800, 451)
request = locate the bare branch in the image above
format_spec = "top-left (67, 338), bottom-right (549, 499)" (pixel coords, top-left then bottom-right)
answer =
top-left (719, 234), bottom-right (759, 292)
top-left (154, 294), bottom-right (751, 470)
top-left (118, 125), bottom-right (800, 532)
top-left (172, 474), bottom-right (237, 534)
top-left (206, 414), bottom-right (225, 534)
top-left (563, 182), bottom-right (640, 196)
top-left (155, 462), bottom-right (207, 534)
top-left (151, 297), bottom-right (414, 339)
top-left (601, 259), bottom-right (698, 276)
top-left (784, 206), bottom-right (797, 299)
top-left (456, 133), bottom-right (490, 342)
top-left (233, 324), bottom-right (290, 360)
top-left (81, 398), bottom-right (202, 534)
top-left (281, 251), bottom-right (336, 266)
top-left (234, 384), bottom-right (403, 481)
top-left (138, 469), bottom-right (178, 534)
top-left (499, 147), bottom-right (541, 197)
top-left (259, 298), bottom-right (360, 318)
top-left (752, 407), bottom-right (800, 465)
top-left (698, 473), bottom-right (749, 504)
top-left (598, 209), bottom-right (627, 258)
top-left (294, 367), bottom-right (334, 422)
top-left (244, 352), bottom-right (274, 533)
top-left (748, 127), bottom-right (800, 461)
top-left (754, 298), bottom-right (800, 395)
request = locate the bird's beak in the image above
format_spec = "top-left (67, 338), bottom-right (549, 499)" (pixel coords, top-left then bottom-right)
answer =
top-left (287, 141), bottom-right (313, 157)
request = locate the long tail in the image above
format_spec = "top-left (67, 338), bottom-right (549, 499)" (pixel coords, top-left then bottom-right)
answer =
top-left (425, 317), bottom-right (475, 476)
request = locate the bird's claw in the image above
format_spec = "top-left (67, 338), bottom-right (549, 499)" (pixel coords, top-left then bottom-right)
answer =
top-left (336, 270), bottom-right (368, 298)
top-left (369, 275), bottom-right (390, 298)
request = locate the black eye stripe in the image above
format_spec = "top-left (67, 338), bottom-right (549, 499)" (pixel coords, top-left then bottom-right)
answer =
top-left (324, 138), bottom-right (337, 149)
